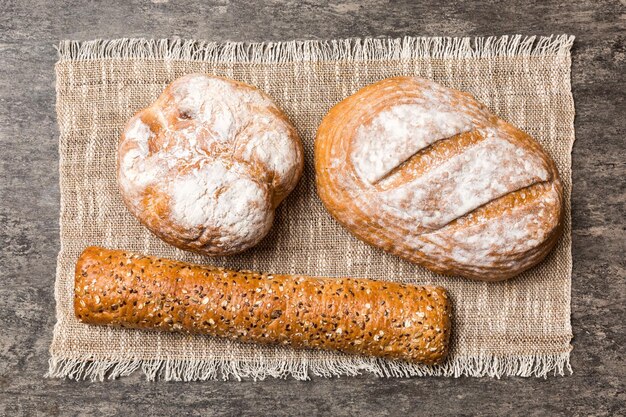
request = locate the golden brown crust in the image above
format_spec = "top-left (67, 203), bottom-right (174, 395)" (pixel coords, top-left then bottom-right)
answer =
top-left (315, 77), bottom-right (563, 281)
top-left (118, 74), bottom-right (304, 256)
top-left (74, 246), bottom-right (452, 365)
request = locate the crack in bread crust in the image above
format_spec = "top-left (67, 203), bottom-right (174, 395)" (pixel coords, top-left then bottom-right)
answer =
top-left (372, 129), bottom-right (476, 186)
top-left (315, 77), bottom-right (564, 281)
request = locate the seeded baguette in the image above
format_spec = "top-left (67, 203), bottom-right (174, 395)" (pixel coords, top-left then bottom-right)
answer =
top-left (74, 246), bottom-right (452, 364)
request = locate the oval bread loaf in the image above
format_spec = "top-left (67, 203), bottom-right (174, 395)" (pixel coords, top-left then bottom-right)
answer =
top-left (315, 77), bottom-right (564, 281)
top-left (74, 246), bottom-right (452, 365)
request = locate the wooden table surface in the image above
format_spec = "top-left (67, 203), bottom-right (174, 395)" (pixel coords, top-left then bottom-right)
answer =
top-left (1, 1), bottom-right (624, 415)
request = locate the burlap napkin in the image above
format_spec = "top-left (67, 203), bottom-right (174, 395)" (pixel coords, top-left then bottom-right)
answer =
top-left (48, 35), bottom-right (575, 381)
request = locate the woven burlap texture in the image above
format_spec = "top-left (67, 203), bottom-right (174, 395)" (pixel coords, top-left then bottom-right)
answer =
top-left (49, 35), bottom-right (575, 381)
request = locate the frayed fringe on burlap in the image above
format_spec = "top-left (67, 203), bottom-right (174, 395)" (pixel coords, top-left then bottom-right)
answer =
top-left (46, 352), bottom-right (572, 382)
top-left (56, 34), bottom-right (574, 64)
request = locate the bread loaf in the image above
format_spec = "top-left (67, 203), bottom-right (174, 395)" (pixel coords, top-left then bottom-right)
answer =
top-left (74, 246), bottom-right (452, 364)
top-left (118, 74), bottom-right (303, 256)
top-left (315, 77), bottom-right (563, 281)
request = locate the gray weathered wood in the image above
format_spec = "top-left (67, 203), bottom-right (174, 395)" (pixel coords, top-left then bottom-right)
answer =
top-left (0, 0), bottom-right (624, 415)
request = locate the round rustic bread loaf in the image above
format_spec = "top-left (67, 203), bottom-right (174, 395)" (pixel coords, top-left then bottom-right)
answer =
top-left (118, 74), bottom-right (303, 256)
top-left (315, 77), bottom-right (563, 281)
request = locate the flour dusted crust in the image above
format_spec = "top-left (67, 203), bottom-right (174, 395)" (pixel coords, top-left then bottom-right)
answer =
top-left (315, 77), bottom-right (563, 281)
top-left (118, 74), bottom-right (303, 255)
